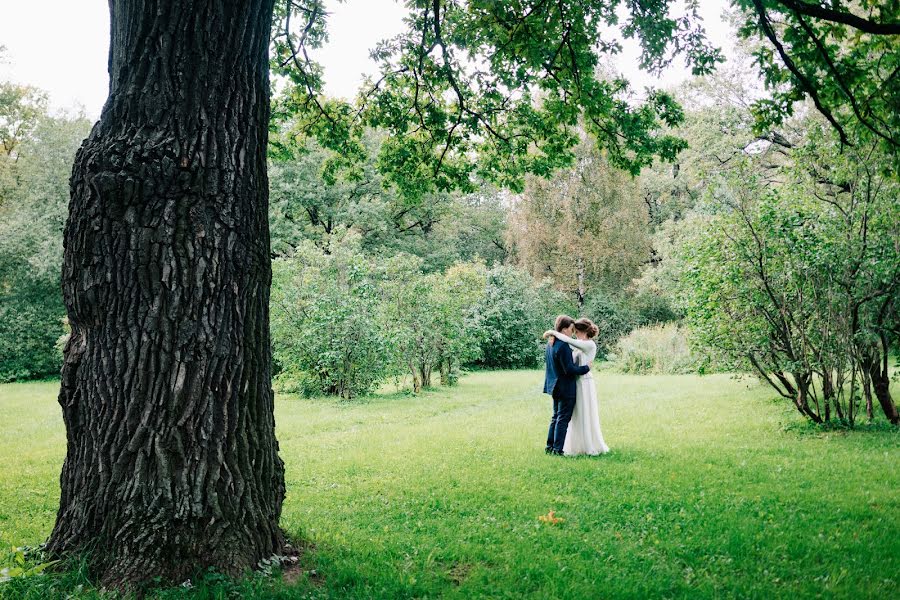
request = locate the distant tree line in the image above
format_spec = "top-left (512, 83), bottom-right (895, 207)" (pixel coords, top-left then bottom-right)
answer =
top-left (0, 77), bottom-right (90, 381)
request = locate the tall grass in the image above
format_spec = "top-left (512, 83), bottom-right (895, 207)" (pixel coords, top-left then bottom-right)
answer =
top-left (610, 323), bottom-right (698, 374)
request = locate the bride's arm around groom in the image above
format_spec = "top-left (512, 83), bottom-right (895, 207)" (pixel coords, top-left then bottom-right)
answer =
top-left (543, 330), bottom-right (597, 363)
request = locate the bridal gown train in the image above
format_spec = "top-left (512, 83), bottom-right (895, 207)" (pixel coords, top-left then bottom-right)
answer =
top-left (553, 332), bottom-right (610, 456)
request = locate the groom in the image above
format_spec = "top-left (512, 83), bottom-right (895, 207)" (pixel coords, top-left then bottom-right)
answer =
top-left (543, 315), bottom-right (590, 455)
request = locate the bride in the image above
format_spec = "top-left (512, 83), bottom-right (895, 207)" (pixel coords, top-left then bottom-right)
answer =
top-left (544, 318), bottom-right (609, 456)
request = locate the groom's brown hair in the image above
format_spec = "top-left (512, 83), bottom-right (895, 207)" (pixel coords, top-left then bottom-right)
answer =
top-left (554, 315), bottom-right (575, 332)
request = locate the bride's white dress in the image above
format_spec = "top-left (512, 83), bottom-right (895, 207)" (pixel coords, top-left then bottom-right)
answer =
top-left (554, 332), bottom-right (609, 456)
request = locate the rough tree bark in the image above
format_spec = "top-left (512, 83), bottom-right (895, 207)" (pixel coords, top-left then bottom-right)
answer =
top-left (865, 348), bottom-right (900, 425)
top-left (47, 0), bottom-right (284, 587)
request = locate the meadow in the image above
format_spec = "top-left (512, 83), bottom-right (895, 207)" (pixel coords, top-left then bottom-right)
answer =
top-left (1, 370), bottom-right (898, 599)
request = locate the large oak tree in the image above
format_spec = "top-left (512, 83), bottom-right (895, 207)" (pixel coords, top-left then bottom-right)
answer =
top-left (50, 0), bottom-right (283, 587)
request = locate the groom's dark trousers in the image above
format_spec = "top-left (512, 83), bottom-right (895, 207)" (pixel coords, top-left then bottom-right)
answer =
top-left (547, 390), bottom-right (577, 453)
top-left (543, 338), bottom-right (590, 453)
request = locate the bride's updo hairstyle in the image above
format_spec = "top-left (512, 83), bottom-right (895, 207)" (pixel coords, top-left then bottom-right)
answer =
top-left (574, 318), bottom-right (599, 339)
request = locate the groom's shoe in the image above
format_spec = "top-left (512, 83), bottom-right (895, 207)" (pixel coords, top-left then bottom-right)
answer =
top-left (550, 449), bottom-right (564, 456)
top-left (544, 446), bottom-right (553, 454)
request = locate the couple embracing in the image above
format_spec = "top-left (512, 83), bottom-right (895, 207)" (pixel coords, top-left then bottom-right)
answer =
top-left (543, 315), bottom-right (609, 457)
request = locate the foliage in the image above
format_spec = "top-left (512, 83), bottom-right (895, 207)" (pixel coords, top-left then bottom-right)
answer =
top-left (242, 224), bottom-right (581, 397)
top-left (268, 131), bottom-right (508, 272)
top-left (580, 290), bottom-right (639, 356)
top-left (268, 131), bottom-right (451, 255)
top-left (732, 0), bottom-right (900, 168)
top-left (389, 187), bottom-right (509, 272)
top-left (0, 109), bottom-right (90, 382)
top-left (474, 266), bottom-right (574, 369)
top-left (0, 81), bottom-right (47, 203)
top-left (272, 0), bottom-right (723, 200)
top-left (580, 283), bottom-right (682, 359)
top-left (379, 256), bottom-right (490, 391)
top-left (0, 546), bottom-right (58, 584)
top-left (271, 234), bottom-right (391, 399)
top-left (631, 52), bottom-right (772, 335)
top-left (508, 139), bottom-right (651, 305)
top-left (631, 285), bottom-right (681, 326)
top-left (672, 127), bottom-right (900, 425)
top-left (428, 262), bottom-right (489, 385)
top-left (378, 253), bottom-right (442, 392)
top-left (3, 373), bottom-right (899, 598)
top-left (0, 302), bottom-right (64, 382)
top-left (631, 215), bottom-right (694, 327)
top-left (610, 323), bottom-right (699, 374)
top-left (638, 52), bottom-right (763, 228)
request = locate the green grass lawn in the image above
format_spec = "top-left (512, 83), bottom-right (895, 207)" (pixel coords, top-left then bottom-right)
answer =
top-left (1, 371), bottom-right (898, 599)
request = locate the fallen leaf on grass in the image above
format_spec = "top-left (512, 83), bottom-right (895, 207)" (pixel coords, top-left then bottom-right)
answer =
top-left (538, 510), bottom-right (564, 525)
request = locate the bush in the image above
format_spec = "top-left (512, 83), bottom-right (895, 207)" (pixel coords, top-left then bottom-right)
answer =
top-left (632, 288), bottom-right (681, 326)
top-left (473, 266), bottom-right (573, 369)
top-left (610, 323), bottom-right (699, 374)
top-left (271, 239), bottom-right (493, 397)
top-left (379, 256), bottom-right (489, 391)
top-left (429, 262), bottom-right (488, 385)
top-left (271, 235), bottom-right (391, 399)
top-left (0, 284), bottom-right (64, 382)
top-left (582, 291), bottom-right (639, 356)
top-left (269, 242), bottom-right (584, 395)
top-left (378, 253), bottom-right (441, 392)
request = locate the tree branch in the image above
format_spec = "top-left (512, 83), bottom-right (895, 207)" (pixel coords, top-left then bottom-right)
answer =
top-left (774, 0), bottom-right (900, 35)
top-left (750, 0), bottom-right (851, 146)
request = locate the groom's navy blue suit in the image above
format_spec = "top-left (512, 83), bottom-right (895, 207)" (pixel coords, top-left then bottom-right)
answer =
top-left (544, 336), bottom-right (590, 453)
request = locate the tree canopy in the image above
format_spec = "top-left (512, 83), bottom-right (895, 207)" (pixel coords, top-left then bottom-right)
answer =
top-left (272, 0), bottom-right (724, 198)
top-left (733, 0), bottom-right (900, 164)
top-left (271, 0), bottom-right (900, 195)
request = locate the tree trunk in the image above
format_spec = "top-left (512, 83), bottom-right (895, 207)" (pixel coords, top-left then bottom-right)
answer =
top-left (576, 255), bottom-right (586, 308)
top-left (822, 369), bottom-right (836, 423)
top-left (440, 358), bottom-right (450, 386)
top-left (409, 359), bottom-right (422, 393)
top-left (48, 0), bottom-right (284, 588)
top-left (866, 386), bottom-right (874, 421)
top-left (866, 351), bottom-right (899, 425)
top-left (795, 372), bottom-right (822, 423)
top-left (419, 361), bottom-right (432, 388)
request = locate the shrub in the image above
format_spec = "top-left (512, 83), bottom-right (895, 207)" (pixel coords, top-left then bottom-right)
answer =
top-left (378, 253), bottom-right (441, 392)
top-left (269, 245), bottom-right (584, 395)
top-left (271, 240), bottom-right (492, 397)
top-left (473, 266), bottom-right (573, 369)
top-left (379, 257), bottom-right (489, 391)
top-left (271, 235), bottom-right (390, 399)
top-left (610, 323), bottom-right (699, 374)
top-left (632, 288), bottom-right (681, 326)
top-left (0, 284), bottom-right (64, 382)
top-left (582, 291), bottom-right (639, 356)
top-left (429, 262), bottom-right (488, 385)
